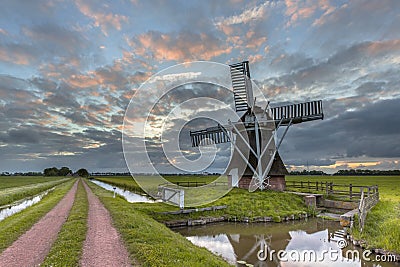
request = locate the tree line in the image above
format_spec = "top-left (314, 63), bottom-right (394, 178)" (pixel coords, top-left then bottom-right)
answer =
top-left (43, 167), bottom-right (89, 177)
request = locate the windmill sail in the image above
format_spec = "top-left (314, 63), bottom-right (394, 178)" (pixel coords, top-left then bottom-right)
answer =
top-left (270, 100), bottom-right (323, 126)
top-left (230, 61), bottom-right (253, 112)
top-left (190, 125), bottom-right (231, 147)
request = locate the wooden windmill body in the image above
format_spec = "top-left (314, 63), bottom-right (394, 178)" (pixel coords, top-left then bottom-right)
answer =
top-left (190, 61), bottom-right (323, 191)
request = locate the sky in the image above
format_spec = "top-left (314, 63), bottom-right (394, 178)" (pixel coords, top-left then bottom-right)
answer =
top-left (0, 0), bottom-right (400, 174)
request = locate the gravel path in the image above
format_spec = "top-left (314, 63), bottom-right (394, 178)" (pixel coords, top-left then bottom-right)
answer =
top-left (80, 181), bottom-right (131, 267)
top-left (0, 180), bottom-right (78, 267)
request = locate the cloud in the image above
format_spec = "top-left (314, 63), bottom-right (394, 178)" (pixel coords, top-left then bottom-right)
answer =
top-left (215, 1), bottom-right (271, 27)
top-left (0, 43), bottom-right (37, 65)
top-left (130, 30), bottom-right (232, 62)
top-left (285, 0), bottom-right (335, 27)
top-left (279, 98), bottom-right (400, 167)
top-left (75, 0), bottom-right (128, 36)
top-left (22, 24), bottom-right (89, 55)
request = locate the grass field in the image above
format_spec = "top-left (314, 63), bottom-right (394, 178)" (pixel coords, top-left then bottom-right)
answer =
top-left (0, 179), bottom-right (76, 253)
top-left (0, 176), bottom-right (66, 190)
top-left (94, 176), bottom-right (310, 222)
top-left (0, 177), bottom-right (70, 207)
top-left (96, 175), bottom-right (400, 254)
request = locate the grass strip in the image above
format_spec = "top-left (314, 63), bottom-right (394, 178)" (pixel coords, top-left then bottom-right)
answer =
top-left (41, 179), bottom-right (88, 266)
top-left (352, 200), bottom-right (400, 253)
top-left (86, 180), bottom-right (231, 267)
top-left (0, 176), bottom-right (67, 190)
top-left (0, 178), bottom-right (71, 207)
top-left (0, 179), bottom-right (75, 253)
top-left (94, 177), bottom-right (310, 222)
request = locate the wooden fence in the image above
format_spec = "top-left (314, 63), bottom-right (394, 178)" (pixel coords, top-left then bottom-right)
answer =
top-left (358, 188), bottom-right (379, 232)
top-left (286, 181), bottom-right (379, 201)
top-left (159, 181), bottom-right (229, 188)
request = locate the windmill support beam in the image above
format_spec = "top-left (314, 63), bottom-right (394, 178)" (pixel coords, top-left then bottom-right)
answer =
top-left (254, 121), bottom-right (263, 190)
top-left (261, 119), bottom-right (293, 180)
top-left (230, 121), bottom-right (258, 157)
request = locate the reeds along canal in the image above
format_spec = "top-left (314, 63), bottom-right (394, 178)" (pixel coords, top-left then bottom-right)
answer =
top-left (89, 179), bottom-right (154, 203)
top-left (174, 218), bottom-right (399, 267)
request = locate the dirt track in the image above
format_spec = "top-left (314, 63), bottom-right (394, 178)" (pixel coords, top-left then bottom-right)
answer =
top-left (80, 181), bottom-right (131, 267)
top-left (0, 181), bottom-right (78, 267)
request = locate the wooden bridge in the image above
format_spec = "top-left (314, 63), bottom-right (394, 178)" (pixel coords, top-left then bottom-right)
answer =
top-left (286, 180), bottom-right (379, 230)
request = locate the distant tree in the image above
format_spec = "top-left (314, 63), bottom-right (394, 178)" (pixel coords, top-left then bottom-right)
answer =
top-left (58, 167), bottom-right (72, 176)
top-left (44, 167), bottom-right (59, 176)
top-left (76, 168), bottom-right (89, 177)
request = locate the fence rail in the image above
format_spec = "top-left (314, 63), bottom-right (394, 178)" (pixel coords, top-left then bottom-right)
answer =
top-left (358, 189), bottom-right (379, 232)
top-left (159, 181), bottom-right (229, 188)
top-left (286, 181), bottom-right (378, 201)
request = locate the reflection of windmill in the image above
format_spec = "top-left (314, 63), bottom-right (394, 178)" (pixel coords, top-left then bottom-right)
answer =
top-left (228, 234), bottom-right (281, 267)
top-left (190, 61), bottom-right (323, 191)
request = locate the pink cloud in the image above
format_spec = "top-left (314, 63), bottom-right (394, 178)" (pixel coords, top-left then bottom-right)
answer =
top-left (131, 31), bottom-right (232, 62)
top-left (75, 0), bottom-right (128, 36)
top-left (285, 0), bottom-right (334, 27)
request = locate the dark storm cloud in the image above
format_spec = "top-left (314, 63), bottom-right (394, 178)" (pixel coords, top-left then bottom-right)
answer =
top-left (303, 0), bottom-right (400, 54)
top-left (0, 129), bottom-right (40, 144)
top-left (22, 24), bottom-right (90, 56)
top-left (43, 91), bottom-right (81, 109)
top-left (279, 98), bottom-right (400, 166)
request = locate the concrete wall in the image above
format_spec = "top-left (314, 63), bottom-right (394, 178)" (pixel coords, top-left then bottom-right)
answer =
top-left (323, 199), bottom-right (359, 210)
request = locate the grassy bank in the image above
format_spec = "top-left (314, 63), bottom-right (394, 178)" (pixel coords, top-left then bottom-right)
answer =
top-left (42, 179), bottom-right (88, 266)
top-left (86, 180), bottom-right (231, 267)
top-left (92, 176), bottom-right (309, 222)
top-left (0, 176), bottom-right (67, 190)
top-left (0, 179), bottom-right (76, 253)
top-left (0, 177), bottom-right (70, 206)
top-left (287, 175), bottom-right (400, 254)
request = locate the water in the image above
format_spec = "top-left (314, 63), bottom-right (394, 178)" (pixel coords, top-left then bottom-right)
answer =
top-left (0, 190), bottom-right (50, 222)
top-left (90, 180), bottom-right (154, 203)
top-left (175, 219), bottom-right (399, 267)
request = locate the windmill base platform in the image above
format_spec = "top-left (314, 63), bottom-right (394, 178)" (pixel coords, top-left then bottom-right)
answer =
top-left (228, 175), bottom-right (286, 191)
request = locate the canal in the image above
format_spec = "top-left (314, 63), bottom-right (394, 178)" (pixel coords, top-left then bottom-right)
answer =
top-left (175, 218), bottom-right (398, 267)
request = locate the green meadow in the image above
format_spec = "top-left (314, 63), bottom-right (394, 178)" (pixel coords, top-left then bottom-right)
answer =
top-left (97, 175), bottom-right (400, 254)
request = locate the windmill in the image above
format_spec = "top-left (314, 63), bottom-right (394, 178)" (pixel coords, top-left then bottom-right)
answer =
top-left (190, 61), bottom-right (324, 191)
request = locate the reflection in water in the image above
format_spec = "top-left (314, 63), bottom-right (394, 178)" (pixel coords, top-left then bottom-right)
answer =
top-left (0, 191), bottom-right (49, 221)
top-left (187, 235), bottom-right (236, 264)
top-left (90, 180), bottom-right (154, 203)
top-left (281, 230), bottom-right (360, 267)
top-left (176, 220), bottom-right (395, 267)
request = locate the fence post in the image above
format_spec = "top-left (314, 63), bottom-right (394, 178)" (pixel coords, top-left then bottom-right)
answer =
top-left (316, 181), bottom-right (318, 191)
top-left (349, 184), bottom-right (352, 200)
top-left (326, 183), bottom-right (329, 195)
top-left (368, 187), bottom-right (371, 197)
top-left (308, 181), bottom-right (310, 191)
top-left (329, 182), bottom-right (333, 195)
